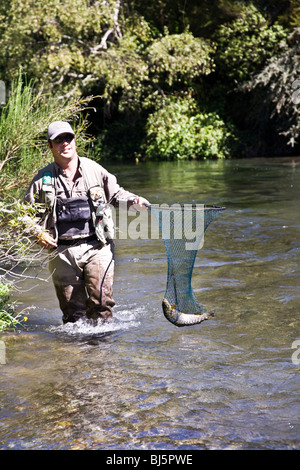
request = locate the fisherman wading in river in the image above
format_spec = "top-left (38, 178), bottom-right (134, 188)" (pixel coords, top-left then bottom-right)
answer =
top-left (25, 121), bottom-right (150, 324)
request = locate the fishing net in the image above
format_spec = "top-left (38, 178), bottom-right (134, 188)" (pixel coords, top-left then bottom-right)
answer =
top-left (150, 204), bottom-right (224, 320)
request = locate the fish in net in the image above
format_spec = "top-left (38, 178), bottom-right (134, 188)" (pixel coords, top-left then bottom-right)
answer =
top-left (149, 204), bottom-right (225, 327)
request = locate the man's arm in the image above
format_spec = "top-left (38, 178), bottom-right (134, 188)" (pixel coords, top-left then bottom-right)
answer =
top-left (23, 176), bottom-right (57, 249)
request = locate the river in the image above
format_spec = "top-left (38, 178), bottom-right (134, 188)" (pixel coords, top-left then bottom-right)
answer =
top-left (0, 158), bottom-right (299, 450)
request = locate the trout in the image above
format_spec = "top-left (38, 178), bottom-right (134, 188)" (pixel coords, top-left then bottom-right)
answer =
top-left (162, 298), bottom-right (214, 327)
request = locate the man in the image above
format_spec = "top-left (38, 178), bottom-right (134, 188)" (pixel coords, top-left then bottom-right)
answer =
top-left (25, 121), bottom-right (150, 324)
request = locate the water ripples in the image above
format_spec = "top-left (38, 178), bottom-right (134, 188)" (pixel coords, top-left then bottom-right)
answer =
top-left (1, 159), bottom-right (300, 450)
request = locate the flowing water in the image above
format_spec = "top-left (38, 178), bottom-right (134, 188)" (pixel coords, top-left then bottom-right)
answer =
top-left (0, 158), bottom-right (299, 450)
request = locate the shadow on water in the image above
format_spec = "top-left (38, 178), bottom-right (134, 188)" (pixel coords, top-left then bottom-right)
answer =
top-left (1, 158), bottom-right (300, 450)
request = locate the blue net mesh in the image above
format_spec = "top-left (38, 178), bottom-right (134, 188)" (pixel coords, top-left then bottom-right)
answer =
top-left (150, 204), bottom-right (224, 316)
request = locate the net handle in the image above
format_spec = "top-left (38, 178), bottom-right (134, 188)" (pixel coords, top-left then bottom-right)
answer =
top-left (146, 203), bottom-right (225, 211)
top-left (118, 199), bottom-right (225, 211)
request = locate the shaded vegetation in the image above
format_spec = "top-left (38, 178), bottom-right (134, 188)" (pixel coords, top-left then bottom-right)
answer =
top-left (0, 0), bottom-right (299, 162)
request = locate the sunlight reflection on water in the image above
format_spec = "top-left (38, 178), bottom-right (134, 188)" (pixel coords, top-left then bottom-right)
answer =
top-left (1, 159), bottom-right (300, 450)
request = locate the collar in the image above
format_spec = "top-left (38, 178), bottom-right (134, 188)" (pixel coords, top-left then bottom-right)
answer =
top-left (53, 158), bottom-right (82, 177)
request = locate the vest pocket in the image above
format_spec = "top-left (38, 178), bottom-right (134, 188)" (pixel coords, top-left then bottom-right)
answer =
top-left (57, 196), bottom-right (91, 222)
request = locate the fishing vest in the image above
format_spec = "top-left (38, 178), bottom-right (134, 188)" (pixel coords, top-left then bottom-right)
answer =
top-left (40, 158), bottom-right (115, 245)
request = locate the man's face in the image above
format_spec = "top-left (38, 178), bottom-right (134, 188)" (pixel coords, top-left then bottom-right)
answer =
top-left (48, 133), bottom-right (76, 162)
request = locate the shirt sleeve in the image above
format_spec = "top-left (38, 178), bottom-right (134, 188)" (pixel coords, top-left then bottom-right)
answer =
top-left (24, 177), bottom-right (41, 204)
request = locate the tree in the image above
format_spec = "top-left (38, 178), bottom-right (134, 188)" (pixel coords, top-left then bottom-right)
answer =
top-left (0, 73), bottom-right (91, 194)
top-left (212, 4), bottom-right (287, 83)
top-left (0, 0), bottom-right (124, 98)
top-left (143, 95), bottom-right (234, 160)
top-left (147, 29), bottom-right (214, 88)
top-left (237, 28), bottom-right (300, 156)
top-left (0, 1), bottom-right (219, 160)
top-left (0, 0), bottom-right (297, 160)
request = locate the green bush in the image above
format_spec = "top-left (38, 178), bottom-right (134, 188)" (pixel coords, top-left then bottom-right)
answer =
top-left (147, 29), bottom-right (215, 87)
top-left (0, 280), bottom-right (24, 331)
top-left (213, 5), bottom-right (287, 82)
top-left (143, 95), bottom-right (234, 160)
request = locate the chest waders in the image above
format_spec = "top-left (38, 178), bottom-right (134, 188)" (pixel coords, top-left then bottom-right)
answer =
top-left (41, 161), bottom-right (115, 245)
top-left (42, 162), bottom-right (116, 324)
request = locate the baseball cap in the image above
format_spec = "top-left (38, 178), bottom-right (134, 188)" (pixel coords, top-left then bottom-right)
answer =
top-left (47, 121), bottom-right (75, 141)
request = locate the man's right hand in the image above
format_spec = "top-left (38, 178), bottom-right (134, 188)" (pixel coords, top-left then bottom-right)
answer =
top-left (37, 232), bottom-right (57, 249)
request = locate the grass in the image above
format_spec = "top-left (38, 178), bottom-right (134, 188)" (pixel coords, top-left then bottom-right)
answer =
top-left (0, 280), bottom-right (28, 331)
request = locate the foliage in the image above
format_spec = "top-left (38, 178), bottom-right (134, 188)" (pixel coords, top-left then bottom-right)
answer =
top-left (0, 281), bottom-right (15, 331)
top-left (0, 280), bottom-right (28, 331)
top-left (254, 0), bottom-right (300, 27)
top-left (0, 0), bottom-right (140, 104)
top-left (212, 4), bottom-right (287, 82)
top-left (0, 199), bottom-right (49, 284)
top-left (0, 0), bottom-right (298, 159)
top-left (0, 0), bottom-right (120, 94)
top-left (128, 0), bottom-right (247, 37)
top-left (0, 72), bottom-right (92, 194)
top-left (95, 117), bottom-right (145, 160)
top-left (147, 29), bottom-right (215, 87)
top-left (236, 28), bottom-right (300, 155)
top-left (0, 199), bottom-right (52, 331)
top-left (143, 95), bottom-right (234, 160)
